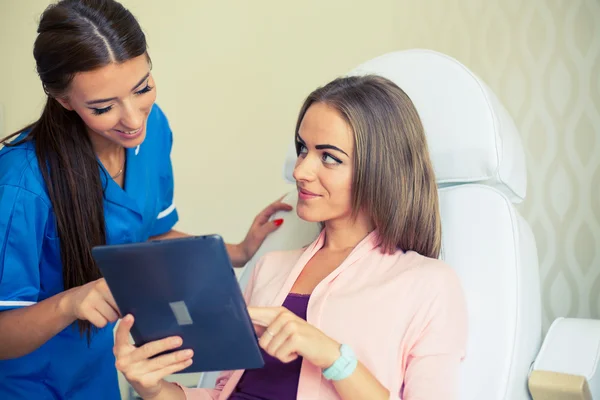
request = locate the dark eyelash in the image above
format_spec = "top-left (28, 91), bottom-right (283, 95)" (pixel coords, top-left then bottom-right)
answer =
top-left (135, 84), bottom-right (154, 95)
top-left (295, 140), bottom-right (305, 155)
top-left (92, 106), bottom-right (112, 115)
top-left (323, 152), bottom-right (342, 164)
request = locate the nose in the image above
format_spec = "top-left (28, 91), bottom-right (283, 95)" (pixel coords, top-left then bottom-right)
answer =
top-left (120, 102), bottom-right (144, 130)
top-left (292, 156), bottom-right (316, 182)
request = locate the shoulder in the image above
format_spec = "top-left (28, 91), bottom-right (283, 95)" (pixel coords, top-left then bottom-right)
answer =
top-left (146, 103), bottom-right (172, 136)
top-left (400, 252), bottom-right (467, 322)
top-left (380, 250), bottom-right (465, 303)
top-left (0, 135), bottom-right (50, 206)
top-left (141, 103), bottom-right (174, 155)
top-left (404, 252), bottom-right (461, 284)
top-left (148, 103), bottom-right (170, 125)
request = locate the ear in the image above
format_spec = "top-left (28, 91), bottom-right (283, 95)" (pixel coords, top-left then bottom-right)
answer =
top-left (55, 97), bottom-right (74, 111)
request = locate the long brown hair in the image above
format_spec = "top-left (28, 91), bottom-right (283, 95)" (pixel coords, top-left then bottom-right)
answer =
top-left (1, 0), bottom-right (147, 341)
top-left (295, 75), bottom-right (441, 258)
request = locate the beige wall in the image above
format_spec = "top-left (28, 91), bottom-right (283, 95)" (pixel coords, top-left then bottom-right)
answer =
top-left (1, 0), bottom-right (599, 395)
top-left (387, 0), bottom-right (600, 331)
top-left (0, 0), bottom-right (400, 242)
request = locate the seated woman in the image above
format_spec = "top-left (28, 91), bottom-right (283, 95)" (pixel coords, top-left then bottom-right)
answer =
top-left (114, 75), bottom-right (468, 400)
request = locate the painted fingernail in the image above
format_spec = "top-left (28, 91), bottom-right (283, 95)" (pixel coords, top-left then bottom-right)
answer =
top-left (273, 219), bottom-right (284, 226)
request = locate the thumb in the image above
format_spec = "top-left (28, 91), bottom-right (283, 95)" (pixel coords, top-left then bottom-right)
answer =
top-left (115, 314), bottom-right (134, 348)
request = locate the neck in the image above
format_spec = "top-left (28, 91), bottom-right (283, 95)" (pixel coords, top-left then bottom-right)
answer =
top-left (322, 212), bottom-right (374, 252)
top-left (87, 128), bottom-right (124, 176)
top-left (89, 130), bottom-right (122, 161)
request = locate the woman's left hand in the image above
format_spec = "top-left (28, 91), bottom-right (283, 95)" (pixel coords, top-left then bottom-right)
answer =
top-left (235, 197), bottom-right (293, 265)
top-left (248, 306), bottom-right (341, 369)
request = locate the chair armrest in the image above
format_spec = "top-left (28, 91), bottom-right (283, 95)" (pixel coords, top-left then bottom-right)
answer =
top-left (528, 317), bottom-right (600, 400)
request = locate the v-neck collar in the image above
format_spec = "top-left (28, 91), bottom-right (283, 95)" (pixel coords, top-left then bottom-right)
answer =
top-left (100, 145), bottom-right (144, 217)
top-left (271, 229), bottom-right (381, 307)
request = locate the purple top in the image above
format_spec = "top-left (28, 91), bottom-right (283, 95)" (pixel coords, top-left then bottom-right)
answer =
top-left (229, 293), bottom-right (310, 400)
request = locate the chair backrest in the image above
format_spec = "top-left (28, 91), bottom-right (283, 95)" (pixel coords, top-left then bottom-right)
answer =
top-left (199, 49), bottom-right (543, 400)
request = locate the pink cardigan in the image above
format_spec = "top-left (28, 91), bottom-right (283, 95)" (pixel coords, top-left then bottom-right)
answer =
top-left (182, 230), bottom-right (468, 399)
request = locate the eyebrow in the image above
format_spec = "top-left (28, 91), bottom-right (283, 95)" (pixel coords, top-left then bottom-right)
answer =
top-left (85, 72), bottom-right (151, 105)
top-left (296, 134), bottom-right (349, 157)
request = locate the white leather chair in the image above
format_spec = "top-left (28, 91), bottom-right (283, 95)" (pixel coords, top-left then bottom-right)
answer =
top-left (198, 49), bottom-right (600, 400)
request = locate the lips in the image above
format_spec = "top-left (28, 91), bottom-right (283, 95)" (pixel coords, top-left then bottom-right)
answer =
top-left (298, 187), bottom-right (321, 200)
top-left (116, 127), bottom-right (141, 135)
top-left (114, 124), bottom-right (144, 140)
top-left (299, 188), bottom-right (319, 196)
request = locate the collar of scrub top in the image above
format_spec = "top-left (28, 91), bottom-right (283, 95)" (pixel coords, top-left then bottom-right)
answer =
top-left (100, 144), bottom-right (144, 218)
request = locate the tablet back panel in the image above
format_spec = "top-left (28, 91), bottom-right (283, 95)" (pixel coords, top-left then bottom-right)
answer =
top-left (92, 235), bottom-right (264, 373)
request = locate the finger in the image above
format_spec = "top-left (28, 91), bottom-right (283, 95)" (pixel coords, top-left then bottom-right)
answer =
top-left (266, 202), bottom-right (293, 215)
top-left (261, 325), bottom-right (290, 356)
top-left (146, 348), bottom-right (194, 373)
top-left (248, 307), bottom-right (283, 328)
top-left (115, 314), bottom-right (134, 349)
top-left (85, 308), bottom-right (109, 328)
top-left (273, 334), bottom-right (300, 363)
top-left (131, 336), bottom-right (184, 363)
top-left (253, 324), bottom-right (266, 337)
top-left (256, 201), bottom-right (293, 224)
top-left (140, 358), bottom-right (194, 385)
top-left (95, 300), bottom-right (120, 323)
top-left (260, 313), bottom-right (297, 353)
top-left (260, 219), bottom-right (285, 236)
top-left (98, 281), bottom-right (121, 317)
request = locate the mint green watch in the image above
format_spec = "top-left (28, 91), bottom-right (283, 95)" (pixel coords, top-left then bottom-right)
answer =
top-left (322, 344), bottom-right (357, 381)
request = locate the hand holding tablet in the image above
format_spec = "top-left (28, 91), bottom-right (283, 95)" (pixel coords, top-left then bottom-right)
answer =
top-left (91, 235), bottom-right (264, 374)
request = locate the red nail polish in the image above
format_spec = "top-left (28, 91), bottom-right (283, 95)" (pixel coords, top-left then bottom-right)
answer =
top-left (273, 219), bottom-right (284, 227)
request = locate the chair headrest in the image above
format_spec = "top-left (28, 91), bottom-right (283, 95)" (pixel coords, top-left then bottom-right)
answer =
top-left (283, 49), bottom-right (527, 203)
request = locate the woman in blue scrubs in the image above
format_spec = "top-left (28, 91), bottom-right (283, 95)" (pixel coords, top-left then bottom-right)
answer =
top-left (0, 0), bottom-right (290, 398)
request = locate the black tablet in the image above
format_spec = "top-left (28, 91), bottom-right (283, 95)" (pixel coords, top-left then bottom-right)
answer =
top-left (92, 235), bottom-right (264, 373)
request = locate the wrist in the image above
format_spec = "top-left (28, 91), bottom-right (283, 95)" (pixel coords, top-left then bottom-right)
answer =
top-left (137, 380), bottom-right (166, 400)
top-left (318, 340), bottom-right (342, 369)
top-left (322, 343), bottom-right (358, 381)
top-left (229, 242), bottom-right (249, 268)
top-left (56, 289), bottom-right (77, 322)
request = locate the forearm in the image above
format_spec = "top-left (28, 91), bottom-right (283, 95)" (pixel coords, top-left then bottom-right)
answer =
top-left (149, 230), bottom-right (247, 268)
top-left (0, 291), bottom-right (76, 359)
top-left (333, 361), bottom-right (390, 400)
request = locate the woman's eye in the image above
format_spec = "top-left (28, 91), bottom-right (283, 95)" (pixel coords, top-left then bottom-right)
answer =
top-left (92, 106), bottom-right (112, 116)
top-left (135, 84), bottom-right (154, 95)
top-left (322, 153), bottom-right (341, 165)
top-left (296, 143), bottom-right (307, 156)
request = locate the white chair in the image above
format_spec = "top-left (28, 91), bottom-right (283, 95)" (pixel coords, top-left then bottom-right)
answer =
top-left (198, 49), bottom-right (600, 400)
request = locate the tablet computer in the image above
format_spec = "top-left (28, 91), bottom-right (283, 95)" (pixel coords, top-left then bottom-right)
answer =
top-left (91, 235), bottom-right (264, 373)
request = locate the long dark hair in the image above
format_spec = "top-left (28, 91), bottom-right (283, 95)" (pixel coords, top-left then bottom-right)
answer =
top-left (1, 0), bottom-right (147, 341)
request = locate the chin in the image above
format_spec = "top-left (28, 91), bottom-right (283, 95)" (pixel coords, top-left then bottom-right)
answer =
top-left (296, 204), bottom-right (327, 223)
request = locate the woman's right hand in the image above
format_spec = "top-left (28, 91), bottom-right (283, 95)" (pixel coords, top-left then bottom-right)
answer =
top-left (60, 278), bottom-right (120, 328)
top-left (114, 314), bottom-right (194, 399)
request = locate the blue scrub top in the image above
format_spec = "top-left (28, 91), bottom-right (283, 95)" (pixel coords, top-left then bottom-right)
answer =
top-left (0, 104), bottom-right (179, 399)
